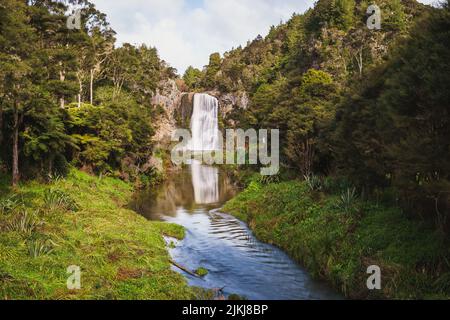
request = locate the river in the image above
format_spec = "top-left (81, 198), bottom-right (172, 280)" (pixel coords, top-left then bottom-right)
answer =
top-left (131, 162), bottom-right (340, 300)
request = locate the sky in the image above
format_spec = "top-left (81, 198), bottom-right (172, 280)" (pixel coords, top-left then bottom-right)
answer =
top-left (91, 0), bottom-right (437, 75)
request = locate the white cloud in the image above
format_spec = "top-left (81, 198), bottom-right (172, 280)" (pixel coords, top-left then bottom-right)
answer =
top-left (91, 0), bottom-right (438, 74)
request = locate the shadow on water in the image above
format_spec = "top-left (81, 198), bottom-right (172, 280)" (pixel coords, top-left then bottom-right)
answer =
top-left (130, 162), bottom-right (341, 300)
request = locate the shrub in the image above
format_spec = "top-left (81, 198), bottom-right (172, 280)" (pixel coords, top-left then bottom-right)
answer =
top-left (52, 154), bottom-right (70, 178)
top-left (7, 211), bottom-right (39, 236)
top-left (43, 189), bottom-right (79, 212)
top-left (304, 174), bottom-right (323, 192)
top-left (0, 195), bottom-right (23, 215)
top-left (258, 174), bottom-right (280, 185)
top-left (195, 267), bottom-right (209, 277)
top-left (323, 176), bottom-right (353, 195)
top-left (337, 188), bottom-right (358, 215)
top-left (27, 239), bottom-right (54, 258)
top-left (47, 173), bottom-right (63, 183)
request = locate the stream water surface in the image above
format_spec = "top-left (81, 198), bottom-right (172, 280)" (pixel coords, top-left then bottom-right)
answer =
top-left (131, 162), bottom-right (340, 300)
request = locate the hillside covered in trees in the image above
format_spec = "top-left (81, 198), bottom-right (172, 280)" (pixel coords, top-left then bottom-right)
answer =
top-left (0, 0), bottom-right (177, 187)
top-left (185, 0), bottom-right (450, 236)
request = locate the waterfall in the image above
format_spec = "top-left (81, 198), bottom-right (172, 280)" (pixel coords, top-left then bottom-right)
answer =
top-left (188, 93), bottom-right (220, 152)
top-left (187, 93), bottom-right (220, 204)
top-left (191, 160), bottom-right (219, 204)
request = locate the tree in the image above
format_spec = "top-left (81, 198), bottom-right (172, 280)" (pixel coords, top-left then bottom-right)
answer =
top-left (383, 0), bottom-right (407, 32)
top-left (202, 52), bottom-right (222, 89)
top-left (68, 87), bottom-right (154, 174)
top-left (88, 27), bottom-right (114, 104)
top-left (0, 0), bottom-right (36, 186)
top-left (333, 3), bottom-right (450, 232)
top-left (284, 69), bottom-right (337, 175)
top-left (183, 66), bottom-right (202, 90)
top-left (106, 44), bottom-right (161, 103)
top-left (0, 0), bottom-right (172, 185)
top-left (380, 4), bottom-right (450, 231)
top-left (307, 0), bottom-right (356, 32)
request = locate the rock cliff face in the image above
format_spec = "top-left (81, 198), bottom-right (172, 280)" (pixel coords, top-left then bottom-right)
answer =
top-left (173, 90), bottom-right (249, 128)
top-left (176, 92), bottom-right (195, 129)
top-left (216, 91), bottom-right (249, 127)
top-left (218, 91), bottom-right (249, 114)
top-left (151, 79), bottom-right (181, 144)
top-left (151, 79), bottom-right (249, 144)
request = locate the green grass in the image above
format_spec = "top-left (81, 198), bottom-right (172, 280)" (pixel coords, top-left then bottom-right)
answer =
top-left (0, 169), bottom-right (195, 300)
top-left (223, 180), bottom-right (450, 299)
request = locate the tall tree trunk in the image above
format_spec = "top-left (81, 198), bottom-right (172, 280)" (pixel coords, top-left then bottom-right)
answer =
top-left (78, 76), bottom-right (83, 108)
top-left (48, 154), bottom-right (54, 177)
top-left (301, 139), bottom-right (314, 177)
top-left (354, 50), bottom-right (363, 78)
top-left (12, 106), bottom-right (20, 187)
top-left (90, 68), bottom-right (94, 105)
top-left (59, 63), bottom-right (66, 109)
top-left (0, 102), bottom-right (3, 148)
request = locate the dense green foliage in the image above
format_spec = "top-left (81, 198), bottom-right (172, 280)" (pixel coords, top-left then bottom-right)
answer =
top-left (186, 0), bottom-right (449, 235)
top-left (333, 4), bottom-right (450, 233)
top-left (224, 178), bottom-right (450, 299)
top-left (183, 66), bottom-right (203, 90)
top-left (0, 0), bottom-right (174, 185)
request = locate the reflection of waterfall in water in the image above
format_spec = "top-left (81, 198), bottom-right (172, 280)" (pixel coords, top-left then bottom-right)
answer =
top-left (191, 161), bottom-right (219, 204)
top-left (188, 93), bottom-right (220, 152)
top-left (132, 90), bottom-right (341, 300)
top-left (131, 165), bottom-right (341, 300)
top-left (187, 93), bottom-right (221, 204)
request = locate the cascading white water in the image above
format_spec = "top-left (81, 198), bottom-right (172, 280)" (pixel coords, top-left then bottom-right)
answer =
top-left (188, 93), bottom-right (220, 152)
top-left (186, 93), bottom-right (221, 204)
top-left (191, 160), bottom-right (219, 204)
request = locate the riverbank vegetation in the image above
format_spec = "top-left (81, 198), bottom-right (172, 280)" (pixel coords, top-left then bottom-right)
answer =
top-left (224, 177), bottom-right (450, 299)
top-left (0, 0), bottom-right (198, 300)
top-left (0, 168), bottom-right (195, 299)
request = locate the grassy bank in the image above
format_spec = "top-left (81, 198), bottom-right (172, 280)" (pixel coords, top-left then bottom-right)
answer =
top-left (0, 169), bottom-right (195, 300)
top-left (223, 180), bottom-right (450, 299)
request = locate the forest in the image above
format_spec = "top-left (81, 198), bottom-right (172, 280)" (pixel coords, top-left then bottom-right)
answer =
top-left (0, 0), bottom-right (449, 300)
top-left (185, 0), bottom-right (450, 236)
top-left (0, 0), bottom-right (178, 187)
